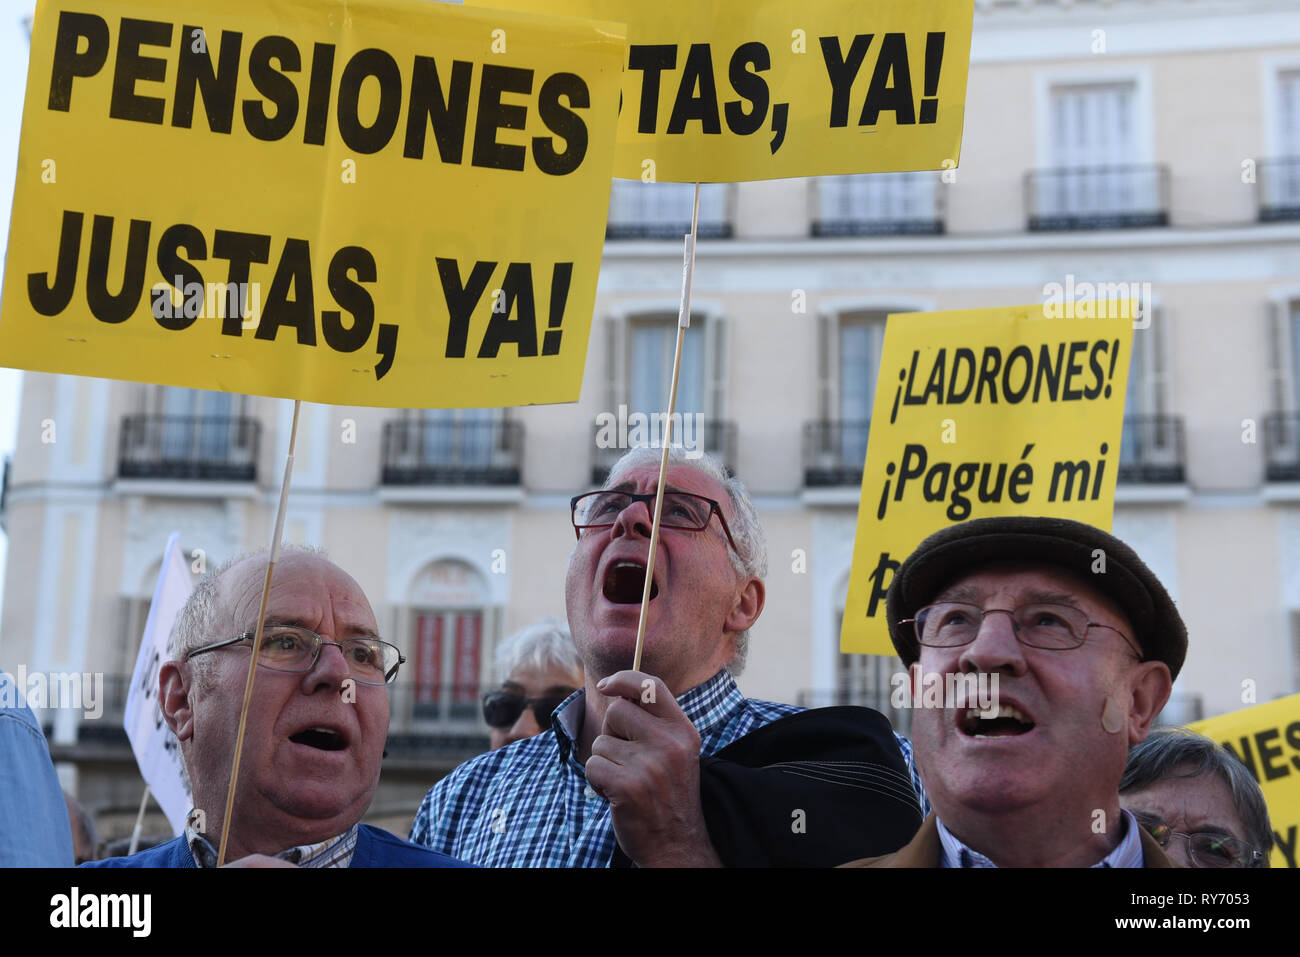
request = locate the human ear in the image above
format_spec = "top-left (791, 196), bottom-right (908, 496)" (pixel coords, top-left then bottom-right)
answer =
top-left (160, 660), bottom-right (195, 742)
top-left (725, 577), bottom-right (765, 634)
top-left (1125, 661), bottom-right (1172, 744)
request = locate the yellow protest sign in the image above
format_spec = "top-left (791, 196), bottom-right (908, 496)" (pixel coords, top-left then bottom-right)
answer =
top-left (0, 0), bottom-right (625, 408)
top-left (1189, 694), bottom-right (1300, 869)
top-left (842, 302), bottom-right (1138, 655)
top-left (471, 0), bottom-right (973, 182)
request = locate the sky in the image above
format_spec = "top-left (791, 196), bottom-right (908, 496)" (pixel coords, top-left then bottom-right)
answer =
top-left (0, 4), bottom-right (36, 636)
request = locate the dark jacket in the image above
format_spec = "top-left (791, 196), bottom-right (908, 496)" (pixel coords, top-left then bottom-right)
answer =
top-left (839, 813), bottom-right (1176, 867)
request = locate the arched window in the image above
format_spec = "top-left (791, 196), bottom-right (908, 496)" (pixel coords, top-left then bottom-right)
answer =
top-left (407, 560), bottom-right (490, 724)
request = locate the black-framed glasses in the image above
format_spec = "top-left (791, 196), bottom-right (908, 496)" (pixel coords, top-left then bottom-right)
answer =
top-left (570, 490), bottom-right (740, 555)
top-left (481, 689), bottom-right (576, 730)
top-left (901, 602), bottom-right (1142, 657)
top-left (186, 625), bottom-right (406, 686)
top-left (1134, 814), bottom-right (1264, 868)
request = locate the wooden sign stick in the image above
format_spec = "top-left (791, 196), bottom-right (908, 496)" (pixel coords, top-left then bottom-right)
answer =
top-left (632, 183), bottom-right (701, 672)
top-left (216, 398), bottom-right (302, 866)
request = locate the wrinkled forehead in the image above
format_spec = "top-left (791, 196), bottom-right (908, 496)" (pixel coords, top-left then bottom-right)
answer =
top-left (220, 553), bottom-right (377, 635)
top-left (933, 560), bottom-right (1129, 627)
top-left (605, 462), bottom-right (732, 519)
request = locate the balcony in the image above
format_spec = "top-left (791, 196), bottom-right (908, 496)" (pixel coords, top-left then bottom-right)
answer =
top-left (803, 420), bottom-right (870, 487)
top-left (383, 682), bottom-right (490, 761)
top-left (1025, 164), bottom-right (1170, 231)
top-left (1118, 415), bottom-right (1185, 484)
top-left (590, 418), bottom-right (737, 485)
top-left (48, 675), bottom-right (489, 765)
top-left (1264, 412), bottom-right (1300, 481)
top-left (1257, 157), bottom-right (1300, 222)
top-left (1156, 691), bottom-right (1204, 727)
top-left (381, 418), bottom-right (523, 486)
top-left (606, 181), bottom-right (733, 240)
top-left (117, 415), bottom-right (259, 482)
top-left (797, 688), bottom-right (912, 737)
top-left (811, 173), bottom-right (945, 237)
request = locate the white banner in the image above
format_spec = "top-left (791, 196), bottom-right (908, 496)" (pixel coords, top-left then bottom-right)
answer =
top-left (124, 532), bottom-right (193, 836)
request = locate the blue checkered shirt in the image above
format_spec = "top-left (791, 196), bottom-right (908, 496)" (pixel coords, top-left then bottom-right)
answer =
top-left (410, 670), bottom-right (927, 867)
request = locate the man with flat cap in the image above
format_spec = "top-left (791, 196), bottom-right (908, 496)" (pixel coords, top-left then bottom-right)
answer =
top-left (843, 515), bottom-right (1184, 867)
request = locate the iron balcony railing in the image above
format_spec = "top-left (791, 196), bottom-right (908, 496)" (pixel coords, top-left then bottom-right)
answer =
top-left (1025, 164), bottom-right (1170, 231)
top-left (802, 420), bottom-right (870, 487)
top-left (384, 682), bottom-right (491, 757)
top-left (1263, 412), bottom-right (1300, 481)
top-left (590, 418), bottom-right (737, 485)
top-left (1257, 157), bottom-right (1300, 222)
top-left (118, 415), bottom-right (259, 481)
top-left (797, 689), bottom-right (912, 737)
top-left (64, 675), bottom-right (492, 756)
top-left (381, 419), bottom-right (523, 486)
top-left (1156, 692), bottom-right (1204, 727)
top-left (606, 181), bottom-right (734, 239)
top-left (811, 172), bottom-right (946, 237)
top-left (1118, 415), bottom-right (1185, 484)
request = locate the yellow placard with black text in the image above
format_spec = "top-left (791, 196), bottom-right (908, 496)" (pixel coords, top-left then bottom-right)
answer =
top-left (1189, 694), bottom-right (1300, 869)
top-left (842, 302), bottom-right (1138, 656)
top-left (471, 0), bottom-right (974, 182)
top-left (0, 0), bottom-right (626, 407)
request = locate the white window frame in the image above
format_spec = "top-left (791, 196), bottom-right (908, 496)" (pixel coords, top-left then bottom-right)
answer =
top-left (1034, 66), bottom-right (1154, 170)
top-left (603, 301), bottom-right (728, 425)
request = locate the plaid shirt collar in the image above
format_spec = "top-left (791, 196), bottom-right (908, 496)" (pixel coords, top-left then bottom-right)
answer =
top-left (185, 815), bottom-right (359, 868)
top-left (936, 808), bottom-right (1145, 868)
top-left (552, 669), bottom-right (749, 763)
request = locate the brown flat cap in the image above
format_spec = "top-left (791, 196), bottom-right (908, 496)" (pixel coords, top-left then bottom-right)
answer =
top-left (884, 515), bottom-right (1187, 680)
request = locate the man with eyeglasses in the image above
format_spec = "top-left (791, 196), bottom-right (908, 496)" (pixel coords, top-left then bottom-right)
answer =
top-left (86, 548), bottom-right (469, 868)
top-left (411, 447), bottom-right (926, 866)
top-left (1120, 728), bottom-right (1272, 868)
top-left (842, 515), bottom-right (1183, 868)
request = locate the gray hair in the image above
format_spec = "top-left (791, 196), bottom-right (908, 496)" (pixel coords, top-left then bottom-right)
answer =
top-left (495, 618), bottom-right (583, 684)
top-left (603, 447), bottom-right (767, 675)
top-left (1121, 728), bottom-right (1274, 865)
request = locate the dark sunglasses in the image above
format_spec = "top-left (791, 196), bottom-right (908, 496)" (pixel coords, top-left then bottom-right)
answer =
top-left (481, 689), bottom-right (576, 730)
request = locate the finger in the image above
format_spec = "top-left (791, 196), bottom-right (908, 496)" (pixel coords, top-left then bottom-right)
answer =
top-left (600, 695), bottom-right (660, 742)
top-left (596, 670), bottom-right (679, 718)
top-left (585, 751), bottom-right (664, 808)
top-left (589, 730), bottom-right (639, 767)
top-left (585, 753), bottom-right (634, 799)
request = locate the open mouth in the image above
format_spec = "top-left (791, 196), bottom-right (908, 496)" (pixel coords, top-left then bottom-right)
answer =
top-left (289, 727), bottom-right (347, 752)
top-left (959, 705), bottom-right (1035, 738)
top-left (602, 560), bottom-right (659, 604)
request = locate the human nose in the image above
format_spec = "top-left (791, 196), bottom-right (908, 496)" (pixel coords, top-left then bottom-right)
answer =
top-left (1166, 835), bottom-right (1195, 868)
top-left (611, 495), bottom-right (653, 541)
top-left (301, 640), bottom-right (351, 692)
top-left (503, 705), bottom-right (542, 745)
top-left (958, 608), bottom-right (1028, 676)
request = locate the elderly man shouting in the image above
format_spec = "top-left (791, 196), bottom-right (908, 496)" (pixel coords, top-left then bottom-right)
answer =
top-left (844, 516), bottom-right (1183, 868)
top-left (411, 447), bottom-right (925, 866)
top-left (88, 548), bottom-right (467, 868)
